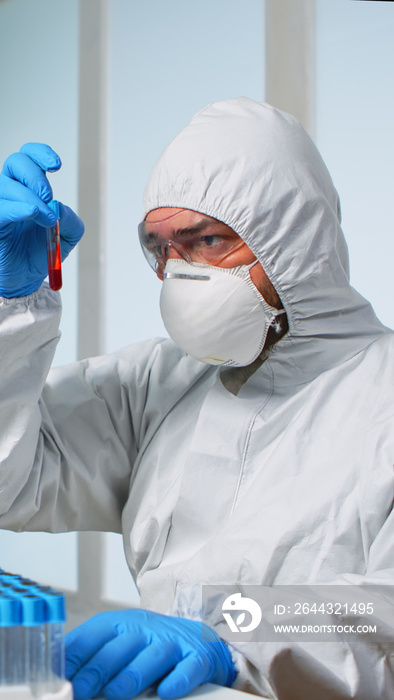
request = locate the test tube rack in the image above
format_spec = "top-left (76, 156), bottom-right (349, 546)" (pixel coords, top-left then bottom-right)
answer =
top-left (0, 570), bottom-right (72, 700)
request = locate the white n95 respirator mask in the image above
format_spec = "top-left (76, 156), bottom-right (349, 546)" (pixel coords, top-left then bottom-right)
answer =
top-left (159, 258), bottom-right (285, 367)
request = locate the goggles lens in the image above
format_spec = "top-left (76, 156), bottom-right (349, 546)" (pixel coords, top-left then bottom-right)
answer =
top-left (138, 213), bottom-right (246, 273)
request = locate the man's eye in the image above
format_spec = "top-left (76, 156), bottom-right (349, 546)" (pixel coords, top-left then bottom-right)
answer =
top-left (200, 235), bottom-right (222, 247)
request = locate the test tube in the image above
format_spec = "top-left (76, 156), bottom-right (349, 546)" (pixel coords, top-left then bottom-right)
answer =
top-left (46, 200), bottom-right (62, 291)
top-left (0, 593), bottom-right (21, 685)
top-left (36, 587), bottom-right (66, 686)
top-left (1, 586), bottom-right (24, 684)
top-left (10, 592), bottom-right (46, 691)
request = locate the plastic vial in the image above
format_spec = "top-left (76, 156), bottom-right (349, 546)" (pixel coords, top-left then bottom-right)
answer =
top-left (12, 592), bottom-right (46, 692)
top-left (38, 588), bottom-right (66, 686)
top-left (46, 200), bottom-right (62, 291)
top-left (0, 593), bottom-right (21, 685)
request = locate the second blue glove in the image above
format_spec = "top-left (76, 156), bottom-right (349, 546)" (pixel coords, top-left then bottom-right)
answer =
top-left (65, 608), bottom-right (236, 700)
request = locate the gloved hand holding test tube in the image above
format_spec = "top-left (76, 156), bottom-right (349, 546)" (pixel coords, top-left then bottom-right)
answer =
top-left (0, 143), bottom-right (84, 299)
top-left (46, 200), bottom-right (62, 291)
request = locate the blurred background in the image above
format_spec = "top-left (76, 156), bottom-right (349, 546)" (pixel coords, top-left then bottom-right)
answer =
top-left (0, 0), bottom-right (393, 623)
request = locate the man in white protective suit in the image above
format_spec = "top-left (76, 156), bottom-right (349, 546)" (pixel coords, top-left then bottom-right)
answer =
top-left (0, 98), bottom-right (394, 700)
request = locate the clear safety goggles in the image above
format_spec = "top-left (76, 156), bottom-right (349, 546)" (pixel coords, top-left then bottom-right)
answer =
top-left (138, 210), bottom-right (248, 274)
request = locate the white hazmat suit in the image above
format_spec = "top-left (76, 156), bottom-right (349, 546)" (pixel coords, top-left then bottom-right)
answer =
top-left (1, 98), bottom-right (394, 699)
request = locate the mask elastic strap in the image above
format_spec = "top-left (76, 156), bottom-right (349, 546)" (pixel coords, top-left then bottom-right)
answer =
top-left (245, 259), bottom-right (259, 271)
top-left (246, 260), bottom-right (285, 318)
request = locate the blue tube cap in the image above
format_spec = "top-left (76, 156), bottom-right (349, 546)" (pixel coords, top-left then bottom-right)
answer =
top-left (47, 199), bottom-right (60, 220)
top-left (19, 594), bottom-right (46, 626)
top-left (0, 594), bottom-right (21, 627)
top-left (39, 590), bottom-right (67, 624)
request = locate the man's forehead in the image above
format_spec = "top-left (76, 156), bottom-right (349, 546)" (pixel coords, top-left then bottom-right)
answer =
top-left (145, 207), bottom-right (209, 225)
top-left (143, 209), bottom-right (224, 239)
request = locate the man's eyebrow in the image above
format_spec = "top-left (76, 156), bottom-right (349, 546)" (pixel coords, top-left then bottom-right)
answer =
top-left (144, 219), bottom-right (213, 241)
top-left (173, 221), bottom-right (212, 237)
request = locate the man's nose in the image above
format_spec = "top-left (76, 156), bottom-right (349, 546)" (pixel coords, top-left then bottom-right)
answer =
top-left (156, 242), bottom-right (184, 281)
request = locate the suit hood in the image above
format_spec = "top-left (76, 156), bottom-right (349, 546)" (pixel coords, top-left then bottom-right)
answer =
top-left (143, 98), bottom-right (387, 385)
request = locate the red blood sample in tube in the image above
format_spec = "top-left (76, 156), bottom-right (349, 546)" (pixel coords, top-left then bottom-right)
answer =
top-left (47, 220), bottom-right (62, 291)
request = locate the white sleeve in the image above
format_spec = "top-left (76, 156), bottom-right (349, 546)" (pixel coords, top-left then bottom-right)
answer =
top-left (0, 284), bottom-right (134, 534)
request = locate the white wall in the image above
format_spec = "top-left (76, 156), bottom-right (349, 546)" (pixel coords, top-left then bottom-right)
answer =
top-left (315, 0), bottom-right (394, 330)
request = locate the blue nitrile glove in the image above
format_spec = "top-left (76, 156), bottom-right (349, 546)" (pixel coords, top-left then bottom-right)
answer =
top-left (65, 609), bottom-right (236, 700)
top-left (0, 142), bottom-right (84, 297)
